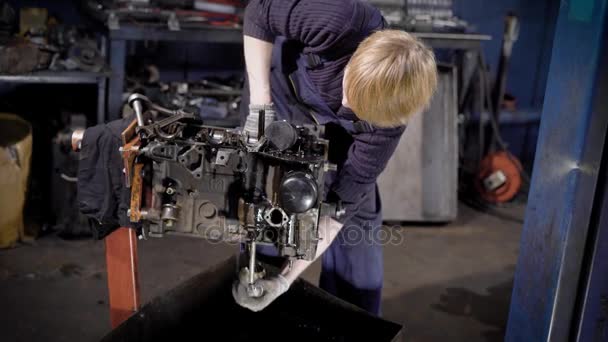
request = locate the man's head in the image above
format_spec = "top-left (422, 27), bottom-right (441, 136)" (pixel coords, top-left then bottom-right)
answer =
top-left (342, 30), bottom-right (438, 127)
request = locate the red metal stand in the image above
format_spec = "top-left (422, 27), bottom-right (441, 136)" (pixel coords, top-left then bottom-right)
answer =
top-left (105, 227), bottom-right (141, 328)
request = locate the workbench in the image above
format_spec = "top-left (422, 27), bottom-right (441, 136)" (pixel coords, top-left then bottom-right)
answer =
top-left (412, 32), bottom-right (491, 50)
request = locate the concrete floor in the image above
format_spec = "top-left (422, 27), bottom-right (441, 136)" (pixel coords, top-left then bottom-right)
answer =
top-left (0, 204), bottom-right (522, 342)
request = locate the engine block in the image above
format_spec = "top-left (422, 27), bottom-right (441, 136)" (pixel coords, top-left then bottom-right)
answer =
top-left (124, 94), bottom-right (341, 262)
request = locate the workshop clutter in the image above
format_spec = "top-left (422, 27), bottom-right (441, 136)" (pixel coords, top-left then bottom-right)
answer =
top-left (125, 73), bottom-right (243, 122)
top-left (369, 0), bottom-right (469, 32)
top-left (194, 0), bottom-right (243, 14)
top-left (0, 114), bottom-right (32, 249)
top-left (158, 78), bottom-right (243, 119)
top-left (0, 38), bottom-right (54, 75)
top-left (83, 0), bottom-right (246, 30)
top-left (0, 5), bottom-right (106, 74)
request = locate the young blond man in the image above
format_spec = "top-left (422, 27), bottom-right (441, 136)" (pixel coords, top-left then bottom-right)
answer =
top-left (233, 0), bottom-right (437, 315)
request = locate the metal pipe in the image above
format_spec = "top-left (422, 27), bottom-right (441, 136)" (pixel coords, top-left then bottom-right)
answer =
top-left (248, 241), bottom-right (256, 285)
top-left (288, 215), bottom-right (296, 246)
top-left (491, 14), bottom-right (519, 122)
top-left (132, 99), bottom-right (146, 127)
top-left (245, 241), bottom-right (264, 298)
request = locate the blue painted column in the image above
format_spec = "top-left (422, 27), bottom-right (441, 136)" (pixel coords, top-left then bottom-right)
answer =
top-left (576, 149), bottom-right (608, 341)
top-left (506, 0), bottom-right (608, 341)
top-left (108, 39), bottom-right (127, 121)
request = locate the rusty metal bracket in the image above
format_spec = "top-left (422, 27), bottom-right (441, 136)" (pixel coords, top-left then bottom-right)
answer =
top-left (120, 119), bottom-right (140, 188)
top-left (129, 163), bottom-right (144, 223)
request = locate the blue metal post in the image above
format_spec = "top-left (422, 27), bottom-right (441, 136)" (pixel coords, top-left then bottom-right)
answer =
top-left (576, 144), bottom-right (608, 341)
top-left (108, 39), bottom-right (127, 121)
top-left (506, 0), bottom-right (608, 341)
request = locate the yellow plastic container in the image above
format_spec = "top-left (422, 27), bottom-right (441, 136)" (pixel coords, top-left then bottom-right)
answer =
top-left (0, 114), bottom-right (32, 248)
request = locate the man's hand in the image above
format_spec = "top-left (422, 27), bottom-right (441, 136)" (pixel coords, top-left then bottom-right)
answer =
top-left (243, 103), bottom-right (277, 141)
top-left (232, 217), bottom-right (342, 312)
top-left (232, 267), bottom-right (291, 312)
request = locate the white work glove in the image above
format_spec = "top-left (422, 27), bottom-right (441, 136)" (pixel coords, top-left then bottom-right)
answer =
top-left (232, 267), bottom-right (291, 312)
top-left (243, 103), bottom-right (276, 143)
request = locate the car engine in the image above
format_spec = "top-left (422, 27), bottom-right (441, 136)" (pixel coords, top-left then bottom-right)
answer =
top-left (120, 94), bottom-right (343, 296)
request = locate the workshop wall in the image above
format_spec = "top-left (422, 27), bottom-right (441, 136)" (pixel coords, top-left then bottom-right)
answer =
top-left (454, 0), bottom-right (559, 110)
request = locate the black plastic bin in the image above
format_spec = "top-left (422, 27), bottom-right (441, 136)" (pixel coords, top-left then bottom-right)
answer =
top-left (101, 256), bottom-right (402, 342)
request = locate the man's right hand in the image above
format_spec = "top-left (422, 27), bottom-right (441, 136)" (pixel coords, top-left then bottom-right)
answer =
top-left (243, 103), bottom-right (277, 140)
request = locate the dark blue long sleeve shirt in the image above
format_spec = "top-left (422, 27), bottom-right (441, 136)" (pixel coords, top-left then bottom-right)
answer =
top-left (244, 0), bottom-right (406, 215)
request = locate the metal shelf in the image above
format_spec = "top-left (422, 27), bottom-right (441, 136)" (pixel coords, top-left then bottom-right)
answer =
top-left (108, 24), bottom-right (243, 43)
top-left (0, 70), bottom-right (109, 124)
top-left (411, 32), bottom-right (491, 50)
top-left (0, 70), bottom-right (108, 84)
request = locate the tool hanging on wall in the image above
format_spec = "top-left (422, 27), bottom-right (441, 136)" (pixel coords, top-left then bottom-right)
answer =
top-left (475, 151), bottom-right (522, 203)
top-left (492, 13), bottom-right (519, 119)
top-left (471, 13), bottom-right (527, 205)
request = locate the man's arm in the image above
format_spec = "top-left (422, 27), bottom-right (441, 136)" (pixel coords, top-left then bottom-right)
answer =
top-left (244, 36), bottom-right (273, 105)
top-left (330, 125), bottom-right (406, 222)
top-left (279, 216), bottom-right (343, 284)
top-left (243, 0), bottom-right (357, 50)
top-left (243, 0), bottom-right (357, 106)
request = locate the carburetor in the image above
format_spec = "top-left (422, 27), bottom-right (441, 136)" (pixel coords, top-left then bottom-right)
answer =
top-left (121, 94), bottom-right (342, 296)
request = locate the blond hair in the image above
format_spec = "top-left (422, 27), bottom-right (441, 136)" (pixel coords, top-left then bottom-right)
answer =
top-left (344, 30), bottom-right (437, 127)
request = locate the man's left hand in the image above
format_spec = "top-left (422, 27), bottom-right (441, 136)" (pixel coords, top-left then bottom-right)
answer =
top-left (232, 268), bottom-right (291, 312)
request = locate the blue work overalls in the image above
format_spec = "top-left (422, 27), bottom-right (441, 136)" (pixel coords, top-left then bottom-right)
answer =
top-left (241, 24), bottom-right (385, 314)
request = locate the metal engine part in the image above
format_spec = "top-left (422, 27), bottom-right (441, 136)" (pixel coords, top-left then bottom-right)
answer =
top-left (122, 94), bottom-right (342, 275)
